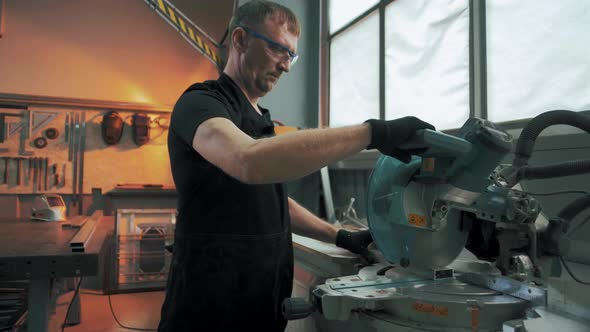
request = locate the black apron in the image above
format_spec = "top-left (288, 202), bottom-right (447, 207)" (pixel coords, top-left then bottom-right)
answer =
top-left (158, 78), bottom-right (293, 331)
top-left (158, 228), bottom-right (293, 331)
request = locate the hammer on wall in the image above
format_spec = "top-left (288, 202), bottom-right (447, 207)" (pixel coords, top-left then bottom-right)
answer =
top-left (14, 157), bottom-right (24, 186)
top-left (1, 157), bottom-right (8, 185)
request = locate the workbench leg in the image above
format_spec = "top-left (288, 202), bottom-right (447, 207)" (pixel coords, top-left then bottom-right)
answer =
top-left (28, 278), bottom-right (51, 332)
top-left (65, 277), bottom-right (81, 326)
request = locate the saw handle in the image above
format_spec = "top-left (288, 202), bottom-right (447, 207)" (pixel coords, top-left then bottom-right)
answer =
top-left (282, 297), bottom-right (315, 320)
top-left (398, 129), bottom-right (472, 157)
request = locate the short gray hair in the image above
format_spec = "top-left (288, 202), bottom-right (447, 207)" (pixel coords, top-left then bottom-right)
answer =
top-left (228, 1), bottom-right (300, 38)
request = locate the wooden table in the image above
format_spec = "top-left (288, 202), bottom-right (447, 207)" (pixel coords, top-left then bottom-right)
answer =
top-left (0, 217), bottom-right (110, 332)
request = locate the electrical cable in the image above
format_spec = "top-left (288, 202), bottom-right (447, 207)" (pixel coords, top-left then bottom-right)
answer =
top-left (61, 276), bottom-right (83, 332)
top-left (559, 256), bottom-right (590, 285)
top-left (565, 214), bottom-right (590, 237)
top-left (107, 293), bottom-right (157, 331)
top-left (521, 189), bottom-right (589, 196)
top-left (58, 277), bottom-right (156, 331)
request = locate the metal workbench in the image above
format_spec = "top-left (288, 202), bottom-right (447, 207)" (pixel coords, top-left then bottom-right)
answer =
top-left (0, 217), bottom-right (110, 332)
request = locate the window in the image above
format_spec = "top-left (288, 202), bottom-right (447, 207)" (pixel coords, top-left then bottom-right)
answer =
top-left (327, 0), bottom-right (469, 130)
top-left (326, 0), bottom-right (587, 128)
top-left (329, 12), bottom-right (379, 128)
top-left (385, 0), bottom-right (469, 130)
top-left (486, 0), bottom-right (590, 122)
top-left (329, 0), bottom-right (379, 33)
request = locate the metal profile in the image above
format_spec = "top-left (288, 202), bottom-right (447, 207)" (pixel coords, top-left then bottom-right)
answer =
top-left (69, 211), bottom-right (103, 252)
top-left (458, 272), bottom-right (547, 306)
top-left (69, 218), bottom-right (97, 252)
top-left (0, 93), bottom-right (172, 113)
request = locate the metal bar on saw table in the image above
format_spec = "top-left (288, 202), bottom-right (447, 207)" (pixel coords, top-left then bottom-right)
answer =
top-left (457, 272), bottom-right (547, 306)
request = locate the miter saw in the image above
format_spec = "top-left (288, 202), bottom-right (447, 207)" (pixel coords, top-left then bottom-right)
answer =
top-left (284, 110), bottom-right (590, 331)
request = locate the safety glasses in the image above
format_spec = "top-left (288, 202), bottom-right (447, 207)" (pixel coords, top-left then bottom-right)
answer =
top-left (239, 25), bottom-right (299, 65)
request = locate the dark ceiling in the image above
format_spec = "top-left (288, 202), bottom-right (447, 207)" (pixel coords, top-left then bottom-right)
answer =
top-left (170, 0), bottom-right (236, 43)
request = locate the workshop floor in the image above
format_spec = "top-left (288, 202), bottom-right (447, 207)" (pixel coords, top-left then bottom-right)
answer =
top-left (41, 287), bottom-right (307, 332)
top-left (49, 289), bottom-right (165, 332)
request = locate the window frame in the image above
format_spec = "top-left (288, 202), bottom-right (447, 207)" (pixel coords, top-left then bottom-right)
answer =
top-left (322, 0), bottom-right (588, 131)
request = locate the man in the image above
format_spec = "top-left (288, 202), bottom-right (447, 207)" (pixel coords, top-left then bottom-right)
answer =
top-left (158, 1), bottom-right (434, 331)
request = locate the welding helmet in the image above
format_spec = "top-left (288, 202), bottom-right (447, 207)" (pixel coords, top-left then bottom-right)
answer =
top-left (102, 111), bottom-right (124, 145)
top-left (31, 194), bottom-right (66, 222)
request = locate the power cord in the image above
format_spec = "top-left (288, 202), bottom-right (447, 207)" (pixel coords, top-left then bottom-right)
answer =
top-left (61, 276), bottom-right (83, 332)
top-left (59, 277), bottom-right (157, 331)
top-left (107, 292), bottom-right (157, 331)
top-left (559, 256), bottom-right (590, 285)
top-left (522, 189), bottom-right (589, 196)
top-left (515, 189), bottom-right (590, 285)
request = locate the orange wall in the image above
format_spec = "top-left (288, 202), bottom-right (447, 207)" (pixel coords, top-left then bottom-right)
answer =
top-left (0, 1), bottom-right (233, 197)
top-left (0, 0), bottom-right (228, 106)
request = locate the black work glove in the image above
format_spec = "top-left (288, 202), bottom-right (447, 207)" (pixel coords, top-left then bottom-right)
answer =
top-left (365, 116), bottom-right (435, 163)
top-left (336, 229), bottom-right (374, 256)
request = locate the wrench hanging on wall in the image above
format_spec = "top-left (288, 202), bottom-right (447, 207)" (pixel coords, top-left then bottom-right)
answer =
top-left (70, 111), bottom-right (86, 211)
top-left (72, 113), bottom-right (79, 205)
top-left (77, 112), bottom-right (86, 214)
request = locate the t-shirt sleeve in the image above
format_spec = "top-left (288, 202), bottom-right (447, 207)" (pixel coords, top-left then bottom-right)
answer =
top-left (170, 90), bottom-right (232, 146)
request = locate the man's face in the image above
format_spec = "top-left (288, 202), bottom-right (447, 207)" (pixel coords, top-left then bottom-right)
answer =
top-left (240, 15), bottom-right (299, 97)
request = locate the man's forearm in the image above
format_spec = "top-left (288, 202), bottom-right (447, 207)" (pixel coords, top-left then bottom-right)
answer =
top-left (240, 124), bottom-right (371, 184)
top-left (288, 198), bottom-right (338, 244)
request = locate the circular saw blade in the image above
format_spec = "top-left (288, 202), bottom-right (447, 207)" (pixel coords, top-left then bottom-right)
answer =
top-left (367, 155), bottom-right (470, 270)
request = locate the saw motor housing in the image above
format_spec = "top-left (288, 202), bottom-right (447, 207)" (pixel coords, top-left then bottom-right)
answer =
top-left (367, 118), bottom-right (541, 275)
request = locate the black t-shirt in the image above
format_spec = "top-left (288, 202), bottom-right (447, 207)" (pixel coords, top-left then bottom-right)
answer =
top-left (167, 73), bottom-right (290, 235)
top-left (161, 74), bottom-right (293, 330)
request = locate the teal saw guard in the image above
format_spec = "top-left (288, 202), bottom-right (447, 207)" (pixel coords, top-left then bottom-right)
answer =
top-left (366, 155), bottom-right (469, 270)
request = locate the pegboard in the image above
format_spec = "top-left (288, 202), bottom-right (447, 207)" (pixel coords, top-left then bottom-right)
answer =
top-left (0, 105), bottom-right (174, 194)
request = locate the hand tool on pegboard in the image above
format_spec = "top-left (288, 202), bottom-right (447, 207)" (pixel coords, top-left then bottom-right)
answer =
top-left (78, 112), bottom-right (87, 214)
top-left (38, 157), bottom-right (43, 191)
top-left (31, 111), bottom-right (58, 136)
top-left (60, 163), bottom-right (66, 187)
top-left (0, 102), bottom-right (27, 137)
top-left (18, 128), bottom-right (33, 156)
top-left (25, 157), bottom-right (32, 186)
top-left (72, 113), bottom-right (79, 205)
top-left (1, 108), bottom-right (26, 142)
top-left (32, 158), bottom-right (38, 191)
top-left (52, 163), bottom-right (58, 188)
top-left (43, 157), bottom-right (49, 191)
top-left (0, 112), bottom-right (23, 143)
top-left (0, 114), bottom-right (4, 143)
top-left (15, 157), bottom-right (24, 186)
top-left (68, 112), bottom-right (74, 161)
top-left (65, 113), bottom-right (70, 143)
top-left (27, 157), bottom-right (32, 185)
top-left (45, 128), bottom-right (59, 140)
top-left (2, 156), bottom-right (8, 185)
